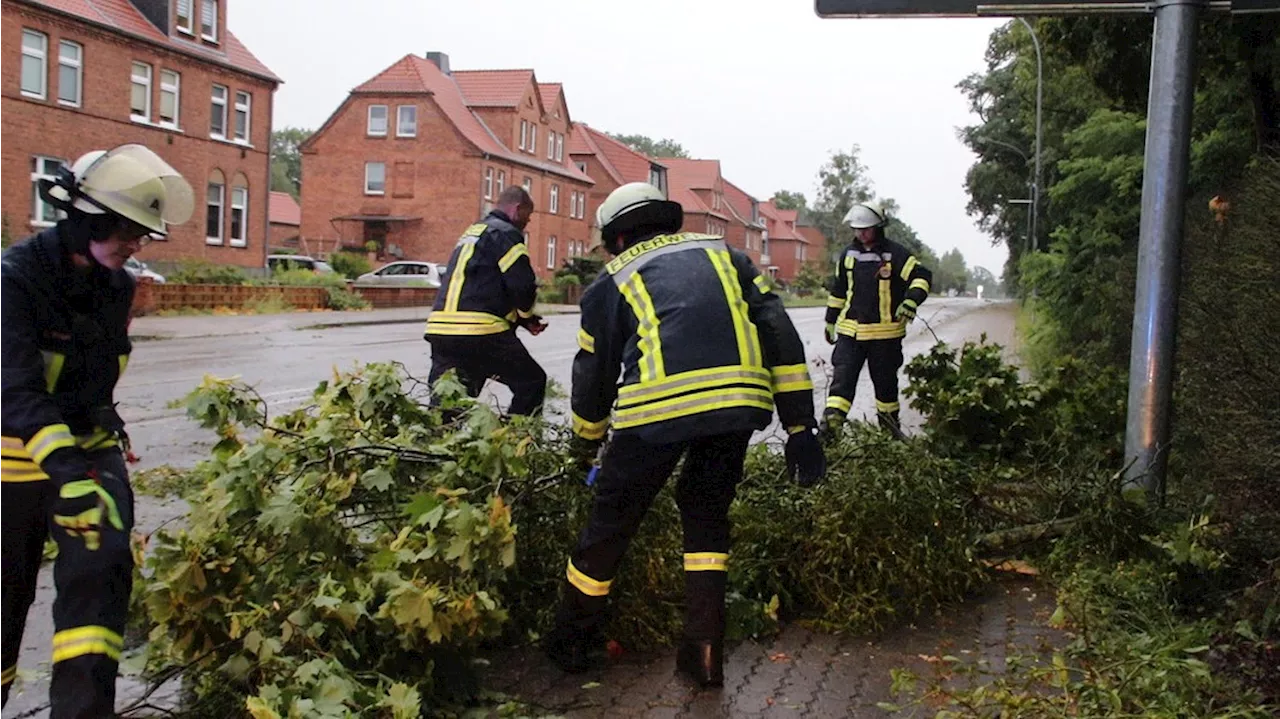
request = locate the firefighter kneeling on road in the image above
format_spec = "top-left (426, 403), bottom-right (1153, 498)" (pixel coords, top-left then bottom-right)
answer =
top-left (425, 186), bottom-right (549, 417)
top-left (822, 203), bottom-right (932, 439)
top-left (2, 145), bottom-right (193, 718)
top-left (546, 182), bottom-right (827, 687)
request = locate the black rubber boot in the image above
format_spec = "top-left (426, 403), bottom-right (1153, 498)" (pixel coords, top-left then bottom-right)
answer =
top-left (676, 639), bottom-right (724, 688)
top-left (878, 410), bottom-right (906, 441)
top-left (543, 625), bottom-right (598, 674)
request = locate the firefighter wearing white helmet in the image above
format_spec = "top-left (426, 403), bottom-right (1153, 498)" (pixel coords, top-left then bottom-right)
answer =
top-left (2, 144), bottom-right (192, 716)
top-left (821, 202), bottom-right (933, 439)
top-left (547, 182), bottom-right (825, 687)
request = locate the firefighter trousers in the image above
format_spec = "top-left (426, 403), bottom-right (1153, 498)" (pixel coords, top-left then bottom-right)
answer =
top-left (2, 448), bottom-right (134, 719)
top-left (825, 337), bottom-right (904, 431)
top-left (554, 431), bottom-right (752, 644)
top-left (426, 330), bottom-right (547, 416)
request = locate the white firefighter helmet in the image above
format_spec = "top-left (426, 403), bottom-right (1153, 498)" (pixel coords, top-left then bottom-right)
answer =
top-left (842, 202), bottom-right (888, 230)
top-left (593, 182), bottom-right (682, 251)
top-left (48, 144), bottom-right (194, 235)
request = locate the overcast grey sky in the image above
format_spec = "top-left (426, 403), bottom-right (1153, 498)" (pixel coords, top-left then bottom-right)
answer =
top-left (233, 1), bottom-right (1010, 274)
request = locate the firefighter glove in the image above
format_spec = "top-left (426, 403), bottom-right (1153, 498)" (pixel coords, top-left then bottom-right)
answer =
top-left (824, 323), bottom-right (838, 345)
top-left (785, 428), bottom-right (826, 488)
top-left (54, 473), bottom-right (126, 551)
top-left (569, 435), bottom-right (603, 471)
top-left (895, 300), bottom-right (917, 323)
top-left (518, 313), bottom-right (548, 335)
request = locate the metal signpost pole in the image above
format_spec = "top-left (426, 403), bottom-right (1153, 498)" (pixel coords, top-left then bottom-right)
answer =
top-left (1123, 0), bottom-right (1204, 499)
top-left (1015, 17), bottom-right (1043, 252)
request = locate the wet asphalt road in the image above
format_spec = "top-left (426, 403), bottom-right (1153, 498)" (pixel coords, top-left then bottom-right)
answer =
top-left (2, 298), bottom-right (1018, 717)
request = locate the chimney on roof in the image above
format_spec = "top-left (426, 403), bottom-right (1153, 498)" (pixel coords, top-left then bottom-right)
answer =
top-left (425, 52), bottom-right (451, 75)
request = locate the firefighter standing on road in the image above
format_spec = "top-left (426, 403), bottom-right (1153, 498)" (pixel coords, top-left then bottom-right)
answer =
top-left (2, 145), bottom-right (193, 718)
top-left (822, 203), bottom-right (932, 438)
top-left (546, 183), bottom-right (827, 687)
top-left (425, 186), bottom-right (549, 416)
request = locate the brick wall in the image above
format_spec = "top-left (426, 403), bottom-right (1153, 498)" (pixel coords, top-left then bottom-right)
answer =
top-left (1, 2), bottom-right (276, 268)
top-left (268, 221), bottom-right (299, 248)
top-left (300, 93), bottom-right (479, 266)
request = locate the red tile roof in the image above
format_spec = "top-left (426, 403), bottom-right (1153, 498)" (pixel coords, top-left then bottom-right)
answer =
top-left (797, 225), bottom-right (827, 250)
top-left (452, 69), bottom-right (535, 108)
top-left (722, 179), bottom-right (765, 229)
top-left (269, 191), bottom-right (301, 226)
top-left (344, 55), bottom-right (591, 184)
top-left (572, 124), bottom-right (668, 188)
top-left (665, 160), bottom-right (728, 221)
top-left (760, 200), bottom-right (804, 242)
top-left (23, 0), bottom-right (280, 82)
top-left (660, 158), bottom-right (722, 190)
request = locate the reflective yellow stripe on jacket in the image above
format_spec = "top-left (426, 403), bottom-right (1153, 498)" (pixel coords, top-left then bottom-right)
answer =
top-left (1, 430), bottom-right (119, 483)
top-left (613, 365), bottom-right (773, 430)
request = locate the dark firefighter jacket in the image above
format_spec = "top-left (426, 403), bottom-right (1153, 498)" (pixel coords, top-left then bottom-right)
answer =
top-left (571, 232), bottom-right (817, 445)
top-left (824, 235), bottom-right (933, 341)
top-left (1, 227), bottom-right (132, 486)
top-left (424, 210), bottom-right (538, 337)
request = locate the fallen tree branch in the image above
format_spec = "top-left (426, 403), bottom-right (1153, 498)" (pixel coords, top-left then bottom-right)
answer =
top-left (975, 518), bottom-right (1078, 553)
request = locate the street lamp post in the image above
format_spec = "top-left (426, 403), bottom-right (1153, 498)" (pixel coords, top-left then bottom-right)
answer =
top-left (1016, 17), bottom-right (1043, 252)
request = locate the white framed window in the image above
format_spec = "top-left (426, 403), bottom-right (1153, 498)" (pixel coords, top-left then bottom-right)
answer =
top-left (483, 167), bottom-right (493, 199)
top-left (31, 155), bottom-right (65, 226)
top-left (230, 186), bottom-right (248, 247)
top-left (210, 84), bottom-right (227, 138)
top-left (556, 133), bottom-right (564, 162)
top-left (549, 184), bottom-right (559, 214)
top-left (522, 176), bottom-right (532, 192)
top-left (575, 161), bottom-right (587, 173)
top-left (365, 162), bottom-right (386, 195)
top-left (547, 236), bottom-right (557, 269)
top-left (795, 243), bottom-right (802, 260)
top-left (206, 182), bottom-right (224, 244)
top-left (529, 125), bottom-right (537, 155)
top-left (396, 105), bottom-right (417, 137)
top-left (497, 171), bottom-right (505, 194)
top-left (57, 41), bottom-right (82, 107)
top-left (21, 30), bottom-right (47, 100)
top-left (548, 131), bottom-right (555, 160)
top-left (176, 0), bottom-right (194, 34)
top-left (367, 104), bottom-right (388, 136)
top-left (519, 120), bottom-right (527, 150)
top-left (234, 90), bottom-right (251, 142)
top-left (201, 0), bottom-right (218, 42)
top-left (159, 69), bottom-right (180, 127)
top-left (130, 62), bottom-right (152, 121)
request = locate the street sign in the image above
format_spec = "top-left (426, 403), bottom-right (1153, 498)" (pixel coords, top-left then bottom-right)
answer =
top-left (814, 0), bottom-right (1277, 17)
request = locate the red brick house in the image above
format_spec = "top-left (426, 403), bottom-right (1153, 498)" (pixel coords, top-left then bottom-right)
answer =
top-left (2, 0), bottom-right (280, 268)
top-left (796, 222), bottom-right (829, 270)
top-left (567, 122), bottom-right (668, 233)
top-left (722, 179), bottom-right (767, 268)
top-left (299, 52), bottom-right (593, 278)
top-left (661, 158), bottom-right (731, 242)
top-left (267, 190), bottom-right (299, 249)
top-left (759, 200), bottom-right (819, 283)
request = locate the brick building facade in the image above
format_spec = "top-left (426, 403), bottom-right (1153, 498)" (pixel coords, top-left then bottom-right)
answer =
top-left (299, 52), bottom-right (593, 279)
top-left (759, 199), bottom-right (827, 284)
top-left (2, 0), bottom-right (279, 268)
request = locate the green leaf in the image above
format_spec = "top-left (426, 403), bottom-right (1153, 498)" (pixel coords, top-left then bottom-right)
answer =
top-left (382, 682), bottom-right (422, 719)
top-left (246, 696), bottom-right (282, 719)
top-left (294, 657), bottom-right (328, 684)
top-left (360, 467), bottom-right (395, 492)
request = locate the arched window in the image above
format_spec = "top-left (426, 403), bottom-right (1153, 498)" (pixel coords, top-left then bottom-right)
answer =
top-left (206, 169), bottom-right (225, 245)
top-left (230, 172), bottom-right (249, 248)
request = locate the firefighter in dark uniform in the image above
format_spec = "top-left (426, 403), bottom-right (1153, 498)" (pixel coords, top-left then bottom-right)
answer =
top-left (546, 183), bottom-right (827, 687)
top-left (425, 186), bottom-right (549, 416)
top-left (822, 203), bottom-right (933, 438)
top-left (2, 145), bottom-right (193, 718)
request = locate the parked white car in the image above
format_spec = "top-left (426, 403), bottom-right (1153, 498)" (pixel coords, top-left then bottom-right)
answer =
top-left (124, 257), bottom-right (166, 283)
top-left (267, 254), bottom-right (336, 275)
top-left (356, 261), bottom-right (442, 288)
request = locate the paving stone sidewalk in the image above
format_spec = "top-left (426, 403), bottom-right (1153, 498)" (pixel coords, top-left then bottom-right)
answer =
top-left (478, 576), bottom-right (1066, 718)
